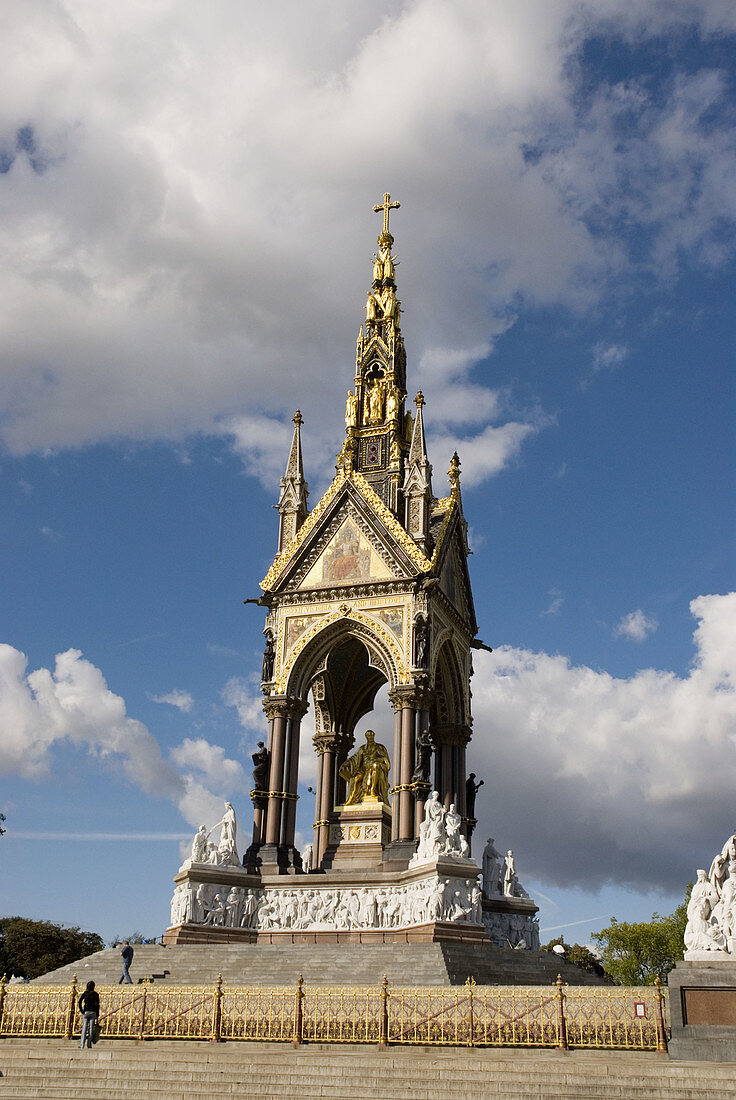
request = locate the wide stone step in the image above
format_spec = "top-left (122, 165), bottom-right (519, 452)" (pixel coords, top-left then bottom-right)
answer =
top-left (32, 943), bottom-right (598, 988)
top-left (1, 1040), bottom-right (736, 1100)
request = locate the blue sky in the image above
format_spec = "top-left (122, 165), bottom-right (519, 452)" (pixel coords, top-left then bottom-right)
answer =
top-left (1, 1), bottom-right (735, 949)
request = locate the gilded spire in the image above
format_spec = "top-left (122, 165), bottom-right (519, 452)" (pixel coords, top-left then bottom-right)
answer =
top-left (408, 391), bottom-right (428, 467)
top-left (342, 194), bottom-right (408, 514)
top-left (277, 410), bottom-right (308, 552)
top-left (448, 451), bottom-right (462, 501)
top-left (403, 390), bottom-right (433, 551)
top-left (365, 192), bottom-right (401, 339)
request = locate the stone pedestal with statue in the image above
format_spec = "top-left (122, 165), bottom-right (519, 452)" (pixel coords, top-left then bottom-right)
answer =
top-left (668, 831), bottom-right (736, 1060)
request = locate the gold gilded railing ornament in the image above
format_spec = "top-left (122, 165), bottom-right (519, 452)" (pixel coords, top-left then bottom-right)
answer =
top-left (2, 979), bottom-right (668, 1050)
top-left (210, 974), bottom-right (223, 1043)
top-left (65, 974), bottom-right (78, 1040)
top-left (654, 976), bottom-right (668, 1054)
top-left (555, 975), bottom-right (568, 1051)
top-left (293, 974), bottom-right (305, 1046)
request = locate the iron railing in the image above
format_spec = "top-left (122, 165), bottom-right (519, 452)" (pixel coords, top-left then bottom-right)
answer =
top-left (0, 973), bottom-right (669, 1051)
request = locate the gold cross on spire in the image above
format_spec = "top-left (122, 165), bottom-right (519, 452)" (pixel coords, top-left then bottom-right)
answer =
top-left (373, 192), bottom-right (400, 237)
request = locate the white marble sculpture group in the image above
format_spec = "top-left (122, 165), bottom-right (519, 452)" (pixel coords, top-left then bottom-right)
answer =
top-left (482, 909), bottom-right (540, 950)
top-left (481, 837), bottom-right (529, 899)
top-left (684, 833), bottom-right (736, 958)
top-left (185, 803), bottom-right (240, 869)
top-left (171, 800), bottom-right (541, 947)
top-left (171, 875), bottom-right (484, 932)
top-left (409, 792), bottom-right (471, 865)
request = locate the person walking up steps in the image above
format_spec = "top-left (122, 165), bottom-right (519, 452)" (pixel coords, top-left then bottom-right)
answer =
top-left (78, 981), bottom-right (100, 1049)
top-left (118, 940), bottom-right (134, 984)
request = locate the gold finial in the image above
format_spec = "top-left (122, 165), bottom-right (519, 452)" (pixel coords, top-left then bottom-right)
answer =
top-left (448, 451), bottom-right (461, 497)
top-left (293, 409), bottom-right (303, 427)
top-left (415, 390), bottom-right (425, 409)
top-left (373, 191), bottom-right (400, 247)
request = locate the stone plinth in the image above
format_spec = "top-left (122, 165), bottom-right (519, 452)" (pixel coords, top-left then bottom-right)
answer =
top-left (321, 799), bottom-right (392, 870)
top-left (668, 959), bottom-right (736, 1061)
top-left (164, 855), bottom-right (487, 946)
top-left (481, 895), bottom-right (541, 951)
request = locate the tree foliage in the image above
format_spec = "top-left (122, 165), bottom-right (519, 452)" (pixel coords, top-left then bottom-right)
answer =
top-left (592, 894), bottom-right (689, 985)
top-left (541, 936), bottom-right (610, 980)
top-left (0, 917), bottom-right (104, 980)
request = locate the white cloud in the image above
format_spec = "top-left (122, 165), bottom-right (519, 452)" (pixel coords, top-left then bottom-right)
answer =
top-left (615, 609), bottom-right (659, 642)
top-left (170, 737), bottom-right (246, 790)
top-left (0, 1), bottom-right (732, 476)
top-left (0, 645), bottom-right (182, 795)
top-left (592, 343), bottom-right (628, 373)
top-left (469, 592), bottom-right (736, 895)
top-left (222, 676), bottom-right (264, 734)
top-left (430, 421), bottom-right (539, 489)
top-left (541, 587), bottom-right (565, 616)
top-left (0, 645), bottom-right (250, 833)
top-left (583, 342), bottom-right (630, 388)
top-left (151, 689), bottom-right (193, 712)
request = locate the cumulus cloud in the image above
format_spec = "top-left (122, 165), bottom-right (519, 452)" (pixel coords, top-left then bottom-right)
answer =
top-left (170, 737), bottom-right (246, 790)
top-left (0, 645), bottom-right (250, 833)
top-left (469, 592), bottom-right (736, 895)
top-left (0, 645), bottom-right (183, 795)
top-left (151, 689), bottom-right (194, 712)
top-left (615, 609), bottom-right (659, 642)
top-left (222, 676), bottom-right (264, 733)
top-left (0, 1), bottom-right (733, 476)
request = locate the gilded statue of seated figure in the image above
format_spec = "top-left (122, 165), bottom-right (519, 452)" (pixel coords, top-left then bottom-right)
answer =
top-left (339, 730), bottom-right (390, 806)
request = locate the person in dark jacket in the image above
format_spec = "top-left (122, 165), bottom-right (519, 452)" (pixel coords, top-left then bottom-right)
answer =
top-left (118, 940), bottom-right (134, 984)
top-left (78, 980), bottom-right (100, 1049)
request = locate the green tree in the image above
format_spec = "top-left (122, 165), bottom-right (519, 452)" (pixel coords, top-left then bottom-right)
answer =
top-left (541, 936), bottom-right (610, 980)
top-left (0, 917), bottom-right (104, 980)
top-left (592, 893), bottom-right (689, 985)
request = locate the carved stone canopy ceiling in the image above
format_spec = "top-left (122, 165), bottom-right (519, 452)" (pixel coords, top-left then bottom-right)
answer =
top-left (310, 636), bottom-right (386, 743)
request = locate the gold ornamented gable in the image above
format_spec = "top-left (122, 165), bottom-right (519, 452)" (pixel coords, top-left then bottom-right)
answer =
top-left (300, 516), bottom-right (394, 589)
top-left (261, 470), bottom-right (432, 594)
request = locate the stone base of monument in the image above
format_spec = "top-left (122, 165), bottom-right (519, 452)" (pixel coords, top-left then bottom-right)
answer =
top-left (481, 895), bottom-right (541, 950)
top-left (166, 923), bottom-right (258, 945)
top-left (667, 959), bottom-right (736, 1061)
top-left (321, 800), bottom-right (392, 871)
top-left (255, 920), bottom-right (488, 945)
top-left (164, 854), bottom-right (499, 947)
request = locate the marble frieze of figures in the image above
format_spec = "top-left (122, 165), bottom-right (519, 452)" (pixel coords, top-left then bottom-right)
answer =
top-left (482, 910), bottom-right (540, 951)
top-left (171, 874), bottom-right (484, 932)
top-left (683, 832), bottom-right (736, 958)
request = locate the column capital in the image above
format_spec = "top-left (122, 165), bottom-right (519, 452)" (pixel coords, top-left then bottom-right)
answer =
top-left (432, 723), bottom-right (472, 747)
top-left (263, 695), bottom-right (308, 721)
top-left (388, 685), bottom-right (434, 711)
top-left (312, 732), bottom-right (352, 755)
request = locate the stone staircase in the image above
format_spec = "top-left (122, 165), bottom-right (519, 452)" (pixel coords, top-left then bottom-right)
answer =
top-left (1, 1038), bottom-right (735, 1099)
top-left (33, 943), bottom-right (603, 988)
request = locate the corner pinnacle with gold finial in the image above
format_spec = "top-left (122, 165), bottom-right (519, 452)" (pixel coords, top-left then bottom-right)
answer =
top-left (448, 451), bottom-right (461, 498)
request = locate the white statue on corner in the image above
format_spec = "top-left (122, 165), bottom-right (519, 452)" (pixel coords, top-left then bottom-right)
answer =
top-left (211, 801), bottom-right (239, 866)
top-left (684, 837), bottom-right (736, 959)
top-left (482, 838), bottom-right (503, 896)
top-left (411, 791), bottom-right (472, 866)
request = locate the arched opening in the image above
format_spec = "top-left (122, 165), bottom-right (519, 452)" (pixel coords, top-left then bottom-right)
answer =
top-left (286, 620), bottom-right (400, 869)
top-left (430, 639), bottom-right (469, 814)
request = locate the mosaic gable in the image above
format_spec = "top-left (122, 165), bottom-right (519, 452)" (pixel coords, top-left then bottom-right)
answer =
top-left (300, 517), bottom-right (394, 589)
